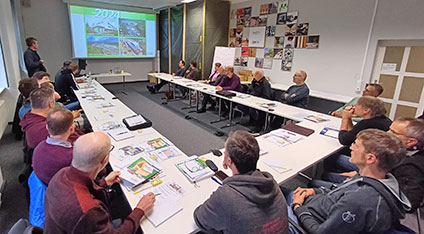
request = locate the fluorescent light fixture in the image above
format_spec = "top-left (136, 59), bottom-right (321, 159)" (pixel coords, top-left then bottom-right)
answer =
top-left (181, 0), bottom-right (196, 3)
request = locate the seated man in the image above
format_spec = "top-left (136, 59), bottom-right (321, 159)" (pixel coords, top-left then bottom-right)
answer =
top-left (147, 60), bottom-right (186, 94)
top-left (32, 109), bottom-right (76, 185)
top-left (197, 65), bottom-right (226, 113)
top-left (44, 132), bottom-right (156, 233)
top-left (55, 61), bottom-right (72, 83)
top-left (282, 70), bottom-right (309, 108)
top-left (270, 70), bottom-right (309, 129)
top-left (390, 117), bottom-right (424, 211)
top-left (194, 130), bottom-right (288, 234)
top-left (331, 83), bottom-right (383, 122)
top-left (284, 129), bottom-right (410, 234)
top-left (55, 62), bottom-right (79, 104)
top-left (238, 70), bottom-right (273, 133)
top-left (20, 88), bottom-right (81, 149)
top-left (338, 96), bottom-right (392, 146)
top-left (185, 61), bottom-right (201, 81)
top-left (216, 66), bottom-right (242, 118)
top-left (17, 78), bottom-right (39, 120)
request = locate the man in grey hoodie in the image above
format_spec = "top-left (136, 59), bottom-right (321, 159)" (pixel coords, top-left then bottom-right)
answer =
top-left (285, 129), bottom-right (411, 234)
top-left (193, 130), bottom-right (289, 234)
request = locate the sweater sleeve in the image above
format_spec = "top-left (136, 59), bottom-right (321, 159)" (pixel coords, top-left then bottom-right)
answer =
top-left (193, 188), bottom-right (228, 233)
top-left (285, 85), bottom-right (309, 104)
top-left (338, 120), bottom-right (366, 146)
top-left (295, 192), bottom-right (372, 234)
top-left (74, 206), bottom-right (144, 234)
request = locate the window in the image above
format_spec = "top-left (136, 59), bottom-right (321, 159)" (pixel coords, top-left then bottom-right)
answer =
top-left (0, 39), bottom-right (8, 93)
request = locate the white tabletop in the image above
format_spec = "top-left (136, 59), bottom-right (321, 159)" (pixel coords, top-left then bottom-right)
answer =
top-left (90, 72), bottom-right (132, 78)
top-left (74, 77), bottom-right (343, 234)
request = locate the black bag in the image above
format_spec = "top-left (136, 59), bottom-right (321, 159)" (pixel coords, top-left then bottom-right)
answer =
top-left (216, 90), bottom-right (236, 98)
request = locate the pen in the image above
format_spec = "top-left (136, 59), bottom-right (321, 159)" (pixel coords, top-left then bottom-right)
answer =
top-left (211, 176), bottom-right (222, 186)
top-left (154, 193), bottom-right (161, 196)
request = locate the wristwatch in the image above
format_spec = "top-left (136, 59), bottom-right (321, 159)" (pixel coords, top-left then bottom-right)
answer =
top-left (291, 202), bottom-right (301, 210)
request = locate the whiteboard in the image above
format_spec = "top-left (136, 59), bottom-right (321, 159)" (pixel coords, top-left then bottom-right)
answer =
top-left (211, 46), bottom-right (236, 72)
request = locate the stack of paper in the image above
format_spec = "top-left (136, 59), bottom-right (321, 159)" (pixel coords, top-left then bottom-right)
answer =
top-left (106, 127), bottom-right (135, 141)
top-left (304, 114), bottom-right (330, 123)
top-left (96, 102), bottom-right (115, 109)
top-left (175, 157), bottom-right (214, 183)
top-left (262, 128), bottom-right (305, 147)
top-left (100, 121), bottom-right (123, 131)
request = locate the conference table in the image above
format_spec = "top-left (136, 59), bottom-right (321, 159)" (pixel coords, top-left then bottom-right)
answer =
top-left (90, 72), bottom-right (132, 95)
top-left (74, 76), bottom-right (343, 234)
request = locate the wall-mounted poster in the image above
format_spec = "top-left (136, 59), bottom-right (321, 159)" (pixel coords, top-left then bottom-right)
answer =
top-left (258, 16), bottom-right (268, 26)
top-left (248, 48), bottom-right (257, 57)
top-left (295, 36), bottom-right (307, 48)
top-left (235, 37), bottom-right (242, 47)
top-left (285, 24), bottom-right (297, 36)
top-left (228, 38), bottom-right (236, 47)
top-left (244, 7), bottom-right (252, 19)
top-left (234, 57), bottom-right (241, 66)
top-left (274, 49), bottom-right (283, 59)
top-left (241, 57), bottom-right (248, 67)
top-left (266, 26), bottom-right (276, 37)
top-left (229, 28), bottom-right (236, 38)
top-left (297, 23), bottom-right (309, 36)
top-left (242, 39), bottom-right (249, 46)
top-left (241, 47), bottom-right (248, 56)
top-left (274, 25), bottom-right (285, 36)
top-left (284, 36), bottom-right (295, 48)
top-left (255, 58), bottom-right (264, 68)
top-left (260, 4), bottom-right (269, 15)
top-left (286, 11), bottom-right (298, 24)
top-left (237, 17), bottom-right (244, 26)
top-left (278, 0), bottom-right (289, 13)
top-left (248, 27), bottom-right (266, 47)
top-left (306, 35), bottom-right (320, 49)
top-left (274, 37), bottom-right (284, 48)
top-left (236, 26), bottom-right (243, 37)
top-left (269, 2), bottom-right (278, 14)
top-left (276, 13), bottom-right (287, 25)
top-left (263, 58), bottom-right (273, 69)
top-left (264, 48), bottom-right (274, 58)
top-left (230, 9), bottom-right (236, 19)
top-left (244, 17), bottom-right (250, 27)
top-left (281, 48), bottom-right (294, 71)
top-left (250, 17), bottom-right (259, 27)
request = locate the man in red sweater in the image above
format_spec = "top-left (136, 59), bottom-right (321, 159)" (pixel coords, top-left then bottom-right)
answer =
top-left (32, 109), bottom-right (75, 185)
top-left (20, 87), bottom-right (81, 149)
top-left (44, 132), bottom-right (156, 233)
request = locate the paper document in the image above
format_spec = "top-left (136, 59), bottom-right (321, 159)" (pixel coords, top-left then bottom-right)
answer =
top-left (125, 115), bottom-right (146, 126)
top-left (262, 128), bottom-right (305, 147)
top-left (175, 157), bottom-right (214, 183)
top-left (263, 158), bottom-right (292, 174)
top-left (120, 157), bottom-right (159, 189)
top-left (106, 127), bottom-right (135, 141)
top-left (320, 127), bottom-right (339, 139)
top-left (100, 121), bottom-right (123, 131)
top-left (237, 93), bottom-right (251, 99)
top-left (304, 114), bottom-right (330, 123)
top-left (94, 111), bottom-right (115, 121)
top-left (137, 182), bottom-right (185, 227)
top-left (96, 102), bottom-right (115, 109)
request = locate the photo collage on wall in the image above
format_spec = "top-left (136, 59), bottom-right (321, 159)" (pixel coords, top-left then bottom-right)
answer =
top-left (229, 0), bottom-right (320, 72)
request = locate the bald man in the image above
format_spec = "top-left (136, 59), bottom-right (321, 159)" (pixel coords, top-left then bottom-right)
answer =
top-left (239, 70), bottom-right (273, 133)
top-left (44, 132), bottom-right (156, 233)
top-left (282, 70), bottom-right (309, 108)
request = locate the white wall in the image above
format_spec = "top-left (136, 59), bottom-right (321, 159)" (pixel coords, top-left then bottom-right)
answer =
top-left (230, 0), bottom-right (376, 100)
top-left (230, 0), bottom-right (424, 101)
top-left (362, 0), bottom-right (424, 83)
top-left (17, 0), bottom-right (156, 83)
top-left (0, 0), bottom-right (23, 138)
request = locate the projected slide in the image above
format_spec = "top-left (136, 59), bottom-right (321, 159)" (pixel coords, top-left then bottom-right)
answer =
top-left (69, 5), bottom-right (156, 58)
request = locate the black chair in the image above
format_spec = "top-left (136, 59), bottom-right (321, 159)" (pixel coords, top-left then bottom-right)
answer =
top-left (6, 219), bottom-right (43, 234)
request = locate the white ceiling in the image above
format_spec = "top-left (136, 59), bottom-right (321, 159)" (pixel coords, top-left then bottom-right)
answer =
top-left (82, 0), bottom-right (249, 11)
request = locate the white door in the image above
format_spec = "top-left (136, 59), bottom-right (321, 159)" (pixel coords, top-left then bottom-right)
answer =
top-left (371, 40), bottom-right (424, 119)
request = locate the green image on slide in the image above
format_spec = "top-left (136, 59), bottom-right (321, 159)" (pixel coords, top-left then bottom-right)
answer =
top-left (86, 15), bottom-right (118, 36)
top-left (87, 36), bottom-right (119, 56)
top-left (119, 19), bottom-right (146, 37)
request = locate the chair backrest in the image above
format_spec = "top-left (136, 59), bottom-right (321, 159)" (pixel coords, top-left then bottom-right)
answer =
top-left (7, 219), bottom-right (43, 234)
top-left (28, 172), bottom-right (47, 228)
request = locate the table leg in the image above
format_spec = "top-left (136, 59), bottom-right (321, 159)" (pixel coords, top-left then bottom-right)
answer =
top-left (188, 91), bottom-right (200, 113)
top-left (211, 98), bottom-right (226, 124)
top-left (221, 101), bottom-right (236, 129)
top-left (121, 75), bottom-right (127, 95)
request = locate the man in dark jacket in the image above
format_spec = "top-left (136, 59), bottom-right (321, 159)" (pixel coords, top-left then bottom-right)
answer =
top-left (147, 60), bottom-right (186, 94)
top-left (284, 129), bottom-right (411, 234)
top-left (390, 117), bottom-right (424, 211)
top-left (44, 132), bottom-right (156, 233)
top-left (185, 61), bottom-right (201, 81)
top-left (282, 70), bottom-right (309, 108)
top-left (239, 70), bottom-right (273, 133)
top-left (55, 62), bottom-right (79, 104)
top-left (24, 37), bottom-right (47, 77)
top-left (194, 130), bottom-right (289, 234)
